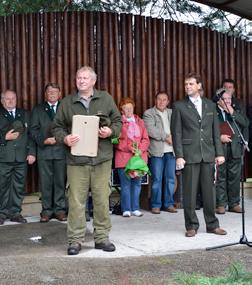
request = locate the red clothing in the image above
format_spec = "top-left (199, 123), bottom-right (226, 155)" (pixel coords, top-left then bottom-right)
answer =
top-left (114, 114), bottom-right (150, 168)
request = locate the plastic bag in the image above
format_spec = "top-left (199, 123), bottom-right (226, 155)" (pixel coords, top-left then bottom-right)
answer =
top-left (124, 145), bottom-right (151, 178)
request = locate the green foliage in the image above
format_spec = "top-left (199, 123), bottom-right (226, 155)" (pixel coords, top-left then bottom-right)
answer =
top-left (0, 0), bottom-right (250, 39)
top-left (0, 0), bottom-right (69, 15)
top-left (174, 263), bottom-right (252, 285)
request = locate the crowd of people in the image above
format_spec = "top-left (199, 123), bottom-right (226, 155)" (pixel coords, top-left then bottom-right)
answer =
top-left (0, 66), bottom-right (251, 255)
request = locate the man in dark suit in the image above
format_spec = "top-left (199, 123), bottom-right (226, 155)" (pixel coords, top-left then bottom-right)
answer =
top-left (0, 90), bottom-right (36, 225)
top-left (171, 73), bottom-right (227, 237)
top-left (215, 88), bottom-right (249, 214)
top-left (30, 83), bottom-right (66, 223)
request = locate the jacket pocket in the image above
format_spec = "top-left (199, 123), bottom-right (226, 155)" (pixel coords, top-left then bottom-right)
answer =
top-left (182, 139), bottom-right (192, 145)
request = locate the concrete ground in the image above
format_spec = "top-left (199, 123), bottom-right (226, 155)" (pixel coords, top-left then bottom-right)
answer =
top-left (1, 193), bottom-right (252, 258)
top-left (1, 187), bottom-right (252, 285)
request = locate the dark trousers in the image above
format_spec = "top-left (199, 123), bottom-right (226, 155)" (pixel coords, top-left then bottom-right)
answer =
top-left (182, 162), bottom-right (219, 231)
top-left (216, 145), bottom-right (241, 209)
top-left (0, 162), bottom-right (27, 218)
top-left (38, 159), bottom-right (66, 216)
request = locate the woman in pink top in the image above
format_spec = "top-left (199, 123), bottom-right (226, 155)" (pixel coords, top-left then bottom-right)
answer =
top-left (114, 97), bottom-right (150, 217)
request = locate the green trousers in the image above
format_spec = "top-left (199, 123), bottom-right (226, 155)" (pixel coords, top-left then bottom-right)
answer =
top-left (0, 162), bottom-right (27, 219)
top-left (216, 145), bottom-right (241, 209)
top-left (38, 159), bottom-right (66, 217)
top-left (67, 160), bottom-right (112, 244)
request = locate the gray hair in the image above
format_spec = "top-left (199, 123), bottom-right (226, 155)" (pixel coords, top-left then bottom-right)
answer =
top-left (76, 66), bottom-right (97, 81)
top-left (1, 89), bottom-right (16, 101)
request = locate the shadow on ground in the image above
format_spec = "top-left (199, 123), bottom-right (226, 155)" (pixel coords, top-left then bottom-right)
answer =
top-left (0, 221), bottom-right (92, 257)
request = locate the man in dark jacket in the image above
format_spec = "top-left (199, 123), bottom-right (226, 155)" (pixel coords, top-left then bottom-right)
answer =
top-left (215, 84), bottom-right (249, 215)
top-left (30, 83), bottom-right (66, 223)
top-left (52, 66), bottom-right (121, 255)
top-left (0, 90), bottom-right (36, 225)
top-left (171, 73), bottom-right (226, 238)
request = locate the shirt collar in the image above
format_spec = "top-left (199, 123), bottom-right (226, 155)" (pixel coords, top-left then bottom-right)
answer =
top-left (48, 102), bottom-right (58, 107)
top-left (189, 96), bottom-right (202, 104)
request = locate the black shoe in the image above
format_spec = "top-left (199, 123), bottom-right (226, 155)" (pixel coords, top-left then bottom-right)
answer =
top-left (10, 215), bottom-right (27, 223)
top-left (0, 217), bottom-right (5, 225)
top-left (95, 240), bottom-right (116, 252)
top-left (67, 243), bottom-right (81, 255)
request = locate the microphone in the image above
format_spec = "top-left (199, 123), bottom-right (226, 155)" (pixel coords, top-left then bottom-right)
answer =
top-left (212, 88), bottom-right (226, 103)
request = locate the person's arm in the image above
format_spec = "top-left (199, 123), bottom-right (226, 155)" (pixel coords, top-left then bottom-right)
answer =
top-left (106, 96), bottom-right (122, 139)
top-left (138, 119), bottom-right (150, 152)
top-left (51, 100), bottom-right (70, 144)
top-left (248, 106), bottom-right (252, 144)
top-left (212, 105), bottom-right (225, 157)
top-left (170, 104), bottom-right (183, 159)
top-left (143, 109), bottom-right (166, 141)
top-left (30, 106), bottom-right (46, 147)
top-left (26, 111), bottom-right (37, 161)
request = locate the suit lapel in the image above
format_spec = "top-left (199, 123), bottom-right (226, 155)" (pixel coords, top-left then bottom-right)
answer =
top-left (216, 107), bottom-right (225, 122)
top-left (15, 108), bottom-right (23, 121)
top-left (2, 108), bottom-right (14, 122)
top-left (201, 98), bottom-right (207, 120)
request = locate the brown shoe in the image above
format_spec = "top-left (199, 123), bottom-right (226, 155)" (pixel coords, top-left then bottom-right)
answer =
top-left (216, 206), bottom-right (225, 215)
top-left (207, 227), bottom-right (227, 235)
top-left (185, 229), bottom-right (197, 237)
top-left (229, 205), bottom-right (242, 213)
top-left (40, 214), bottom-right (50, 223)
top-left (164, 206), bottom-right (178, 213)
top-left (151, 208), bottom-right (160, 214)
top-left (55, 212), bottom-right (67, 222)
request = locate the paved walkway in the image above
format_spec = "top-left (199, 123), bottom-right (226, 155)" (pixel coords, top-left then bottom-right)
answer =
top-left (1, 198), bottom-right (252, 258)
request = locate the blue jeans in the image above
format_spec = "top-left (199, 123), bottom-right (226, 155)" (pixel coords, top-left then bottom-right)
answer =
top-left (149, 152), bottom-right (176, 209)
top-left (117, 168), bottom-right (142, 212)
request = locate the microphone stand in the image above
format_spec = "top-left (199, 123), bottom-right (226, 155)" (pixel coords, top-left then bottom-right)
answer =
top-left (206, 94), bottom-right (251, 250)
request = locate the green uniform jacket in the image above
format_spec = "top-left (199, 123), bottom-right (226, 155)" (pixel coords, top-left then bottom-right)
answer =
top-left (171, 96), bottom-right (224, 163)
top-left (216, 102), bottom-right (249, 158)
top-left (0, 107), bottom-right (36, 162)
top-left (51, 89), bottom-right (122, 166)
top-left (30, 102), bottom-right (65, 160)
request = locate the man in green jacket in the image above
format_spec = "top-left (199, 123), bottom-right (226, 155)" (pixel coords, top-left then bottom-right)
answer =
top-left (215, 86), bottom-right (249, 214)
top-left (30, 83), bottom-right (67, 223)
top-left (52, 66), bottom-right (121, 255)
top-left (0, 90), bottom-right (36, 225)
top-left (171, 73), bottom-right (227, 238)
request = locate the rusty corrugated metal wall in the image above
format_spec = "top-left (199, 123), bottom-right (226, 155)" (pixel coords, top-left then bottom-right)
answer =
top-left (0, 11), bottom-right (251, 192)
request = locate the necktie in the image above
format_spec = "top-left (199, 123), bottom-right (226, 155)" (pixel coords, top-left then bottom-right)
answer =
top-left (222, 110), bottom-right (226, 121)
top-left (51, 105), bottom-right (55, 118)
top-left (9, 110), bottom-right (15, 119)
